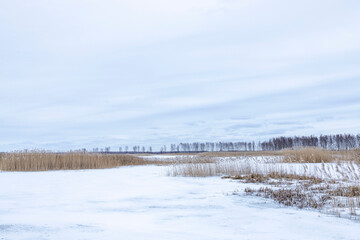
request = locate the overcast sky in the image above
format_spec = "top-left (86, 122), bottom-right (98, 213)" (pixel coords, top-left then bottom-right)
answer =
top-left (1, 0), bottom-right (360, 151)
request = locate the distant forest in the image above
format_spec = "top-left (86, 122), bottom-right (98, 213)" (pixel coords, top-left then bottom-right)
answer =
top-left (93, 133), bottom-right (360, 153)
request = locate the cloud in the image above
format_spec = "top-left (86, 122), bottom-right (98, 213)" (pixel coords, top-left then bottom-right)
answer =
top-left (0, 0), bottom-right (360, 150)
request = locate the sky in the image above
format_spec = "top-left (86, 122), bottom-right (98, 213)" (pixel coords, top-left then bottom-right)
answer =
top-left (1, 0), bottom-right (360, 151)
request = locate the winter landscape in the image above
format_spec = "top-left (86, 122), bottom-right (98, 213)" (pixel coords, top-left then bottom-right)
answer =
top-left (1, 148), bottom-right (360, 239)
top-left (1, 0), bottom-right (360, 239)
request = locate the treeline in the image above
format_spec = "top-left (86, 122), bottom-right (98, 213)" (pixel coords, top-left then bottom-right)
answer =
top-left (93, 133), bottom-right (360, 153)
top-left (260, 134), bottom-right (360, 151)
top-left (171, 134), bottom-right (360, 152)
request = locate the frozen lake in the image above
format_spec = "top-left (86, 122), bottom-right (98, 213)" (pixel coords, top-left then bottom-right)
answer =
top-left (0, 165), bottom-right (359, 240)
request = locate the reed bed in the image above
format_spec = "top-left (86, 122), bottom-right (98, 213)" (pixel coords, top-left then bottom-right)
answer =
top-left (198, 151), bottom-right (281, 158)
top-left (167, 154), bottom-right (360, 219)
top-left (281, 148), bottom-right (334, 163)
top-left (176, 150), bottom-right (360, 217)
top-left (244, 183), bottom-right (360, 218)
top-left (168, 159), bottom-right (360, 181)
top-left (350, 149), bottom-right (360, 162)
top-left (198, 148), bottom-right (359, 163)
top-left (0, 151), bottom-right (165, 171)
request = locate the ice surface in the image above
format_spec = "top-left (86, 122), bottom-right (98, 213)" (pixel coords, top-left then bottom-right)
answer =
top-left (0, 165), bottom-right (359, 240)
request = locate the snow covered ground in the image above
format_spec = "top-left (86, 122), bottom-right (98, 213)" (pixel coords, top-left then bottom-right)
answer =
top-left (141, 155), bottom-right (196, 159)
top-left (1, 165), bottom-right (359, 240)
top-left (140, 154), bottom-right (197, 162)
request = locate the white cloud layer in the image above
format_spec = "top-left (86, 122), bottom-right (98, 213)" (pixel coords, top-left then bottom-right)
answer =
top-left (1, 0), bottom-right (360, 150)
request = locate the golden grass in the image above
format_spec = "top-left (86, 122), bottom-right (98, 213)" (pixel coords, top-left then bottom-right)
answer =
top-left (249, 187), bottom-right (329, 209)
top-left (169, 160), bottom-right (252, 177)
top-left (350, 149), bottom-right (360, 162)
top-left (0, 151), bottom-right (165, 171)
top-left (173, 159), bottom-right (359, 214)
top-left (166, 152), bottom-right (360, 219)
top-left (328, 185), bottom-right (360, 197)
top-left (281, 148), bottom-right (335, 163)
top-left (168, 161), bottom-right (338, 183)
top-left (225, 173), bottom-right (323, 184)
top-left (198, 151), bottom-right (281, 158)
top-left (168, 150), bottom-right (360, 182)
top-left (198, 148), bottom-right (359, 163)
top-left (244, 184), bottom-right (360, 217)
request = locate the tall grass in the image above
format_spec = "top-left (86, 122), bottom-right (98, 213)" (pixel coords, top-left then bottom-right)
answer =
top-left (281, 148), bottom-right (334, 163)
top-left (169, 161), bottom-right (297, 178)
top-left (198, 148), bottom-right (339, 163)
top-left (198, 151), bottom-right (281, 158)
top-left (351, 149), bottom-right (360, 162)
top-left (0, 151), bottom-right (162, 171)
top-left (281, 148), bottom-right (360, 163)
top-left (167, 152), bottom-right (360, 219)
top-left (168, 157), bottom-right (360, 181)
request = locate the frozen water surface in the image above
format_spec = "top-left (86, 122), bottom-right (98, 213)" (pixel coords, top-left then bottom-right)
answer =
top-left (0, 165), bottom-right (359, 240)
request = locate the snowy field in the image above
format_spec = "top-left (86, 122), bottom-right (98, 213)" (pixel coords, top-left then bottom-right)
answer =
top-left (1, 164), bottom-right (359, 240)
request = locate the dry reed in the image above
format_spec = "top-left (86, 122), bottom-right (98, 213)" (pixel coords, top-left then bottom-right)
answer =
top-left (0, 151), bottom-right (165, 171)
top-left (167, 153), bottom-right (360, 219)
top-left (198, 148), bottom-right (358, 163)
top-left (281, 148), bottom-right (334, 163)
top-left (198, 151), bottom-right (281, 158)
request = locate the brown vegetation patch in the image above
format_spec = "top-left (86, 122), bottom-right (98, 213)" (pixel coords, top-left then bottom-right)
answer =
top-left (224, 172), bottom-right (323, 185)
top-left (198, 151), bottom-right (281, 158)
top-left (167, 153), bottom-right (359, 219)
top-left (229, 174), bottom-right (270, 183)
top-left (243, 179), bottom-right (360, 218)
top-left (327, 186), bottom-right (360, 197)
top-left (350, 149), bottom-right (360, 163)
top-left (282, 148), bottom-right (334, 163)
top-left (0, 151), bottom-right (167, 171)
top-left (255, 187), bottom-right (329, 209)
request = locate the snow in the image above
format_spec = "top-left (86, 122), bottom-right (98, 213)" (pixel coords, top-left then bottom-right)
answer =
top-left (141, 155), bottom-right (196, 159)
top-left (140, 154), bottom-right (197, 161)
top-left (0, 165), bottom-right (359, 240)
